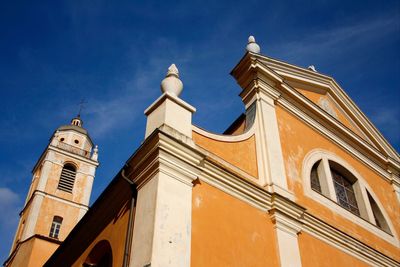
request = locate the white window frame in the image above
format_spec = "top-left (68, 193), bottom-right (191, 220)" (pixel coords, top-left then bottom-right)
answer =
top-left (49, 216), bottom-right (63, 239)
top-left (302, 149), bottom-right (399, 247)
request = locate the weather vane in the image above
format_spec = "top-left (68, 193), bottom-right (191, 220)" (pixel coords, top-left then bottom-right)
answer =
top-left (77, 99), bottom-right (87, 117)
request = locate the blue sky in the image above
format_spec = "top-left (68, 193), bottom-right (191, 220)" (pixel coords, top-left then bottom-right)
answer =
top-left (0, 0), bottom-right (399, 262)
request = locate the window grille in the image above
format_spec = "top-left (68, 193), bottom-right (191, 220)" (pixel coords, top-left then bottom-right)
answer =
top-left (58, 164), bottom-right (76, 193)
top-left (331, 169), bottom-right (360, 216)
top-left (306, 153), bottom-right (394, 235)
top-left (49, 216), bottom-right (63, 239)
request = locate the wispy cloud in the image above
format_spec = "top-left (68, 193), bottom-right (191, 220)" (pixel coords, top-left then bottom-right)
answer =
top-left (77, 38), bottom-right (196, 138)
top-left (370, 107), bottom-right (400, 145)
top-left (0, 187), bottom-right (21, 260)
top-left (271, 14), bottom-right (399, 62)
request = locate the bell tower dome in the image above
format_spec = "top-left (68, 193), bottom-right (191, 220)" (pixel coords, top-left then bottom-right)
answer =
top-left (5, 116), bottom-right (99, 267)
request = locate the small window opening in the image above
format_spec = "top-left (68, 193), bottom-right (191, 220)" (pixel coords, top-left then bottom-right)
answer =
top-left (367, 191), bottom-right (391, 233)
top-left (74, 139), bottom-right (79, 144)
top-left (49, 216), bottom-right (63, 239)
top-left (60, 138), bottom-right (65, 142)
top-left (58, 163), bottom-right (76, 193)
top-left (310, 161), bottom-right (322, 193)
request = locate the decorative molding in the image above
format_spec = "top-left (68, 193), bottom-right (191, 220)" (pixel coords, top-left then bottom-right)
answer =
top-left (302, 213), bottom-right (399, 267)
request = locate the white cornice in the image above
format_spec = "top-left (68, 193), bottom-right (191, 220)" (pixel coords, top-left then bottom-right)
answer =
top-left (256, 54), bottom-right (399, 162)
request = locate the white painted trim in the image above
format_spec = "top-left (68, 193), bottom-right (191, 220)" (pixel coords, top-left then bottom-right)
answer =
top-left (20, 194), bottom-right (44, 241)
top-left (302, 213), bottom-right (398, 267)
top-left (192, 124), bottom-right (255, 142)
top-left (270, 211), bottom-right (302, 267)
top-left (327, 93), bottom-right (376, 148)
top-left (33, 190), bottom-right (89, 210)
top-left (236, 83), bottom-right (292, 199)
top-left (302, 149), bottom-right (399, 246)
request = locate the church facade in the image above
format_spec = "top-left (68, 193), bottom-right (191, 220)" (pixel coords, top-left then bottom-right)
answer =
top-left (5, 37), bottom-right (400, 267)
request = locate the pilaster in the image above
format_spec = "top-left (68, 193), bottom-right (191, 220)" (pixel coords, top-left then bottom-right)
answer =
top-left (269, 194), bottom-right (305, 267)
top-left (130, 166), bottom-right (195, 267)
top-left (232, 54), bottom-right (293, 199)
top-left (270, 210), bottom-right (303, 267)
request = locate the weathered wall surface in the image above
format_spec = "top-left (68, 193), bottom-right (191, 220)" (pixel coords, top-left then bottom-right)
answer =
top-left (35, 198), bottom-right (81, 240)
top-left (191, 181), bottom-right (279, 267)
top-left (295, 88), bottom-right (368, 143)
top-left (276, 105), bottom-right (400, 261)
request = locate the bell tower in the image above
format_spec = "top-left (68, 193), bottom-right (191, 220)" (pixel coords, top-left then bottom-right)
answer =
top-left (5, 116), bottom-right (99, 267)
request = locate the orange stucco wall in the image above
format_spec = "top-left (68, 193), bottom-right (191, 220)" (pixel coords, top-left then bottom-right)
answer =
top-left (28, 239), bottom-right (59, 266)
top-left (72, 199), bottom-right (131, 267)
top-left (8, 238), bottom-right (58, 267)
top-left (299, 232), bottom-right (370, 267)
top-left (191, 181), bottom-right (279, 267)
top-left (276, 105), bottom-right (400, 261)
top-left (35, 198), bottom-right (81, 240)
top-left (192, 131), bottom-right (258, 178)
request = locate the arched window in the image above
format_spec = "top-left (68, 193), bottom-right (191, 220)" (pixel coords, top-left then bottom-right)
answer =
top-left (309, 159), bottom-right (362, 216)
top-left (58, 163), bottom-right (77, 193)
top-left (83, 240), bottom-right (113, 267)
top-left (49, 216), bottom-right (63, 239)
top-left (304, 151), bottom-right (394, 237)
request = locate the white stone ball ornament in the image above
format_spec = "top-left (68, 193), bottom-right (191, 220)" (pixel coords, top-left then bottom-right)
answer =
top-left (246, 35), bottom-right (261, 53)
top-left (161, 64), bottom-right (183, 97)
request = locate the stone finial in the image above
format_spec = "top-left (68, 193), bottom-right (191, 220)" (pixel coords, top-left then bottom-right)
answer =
top-left (161, 64), bottom-right (183, 97)
top-left (91, 145), bottom-right (99, 161)
top-left (246, 35), bottom-right (261, 53)
top-left (308, 65), bottom-right (317, 72)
